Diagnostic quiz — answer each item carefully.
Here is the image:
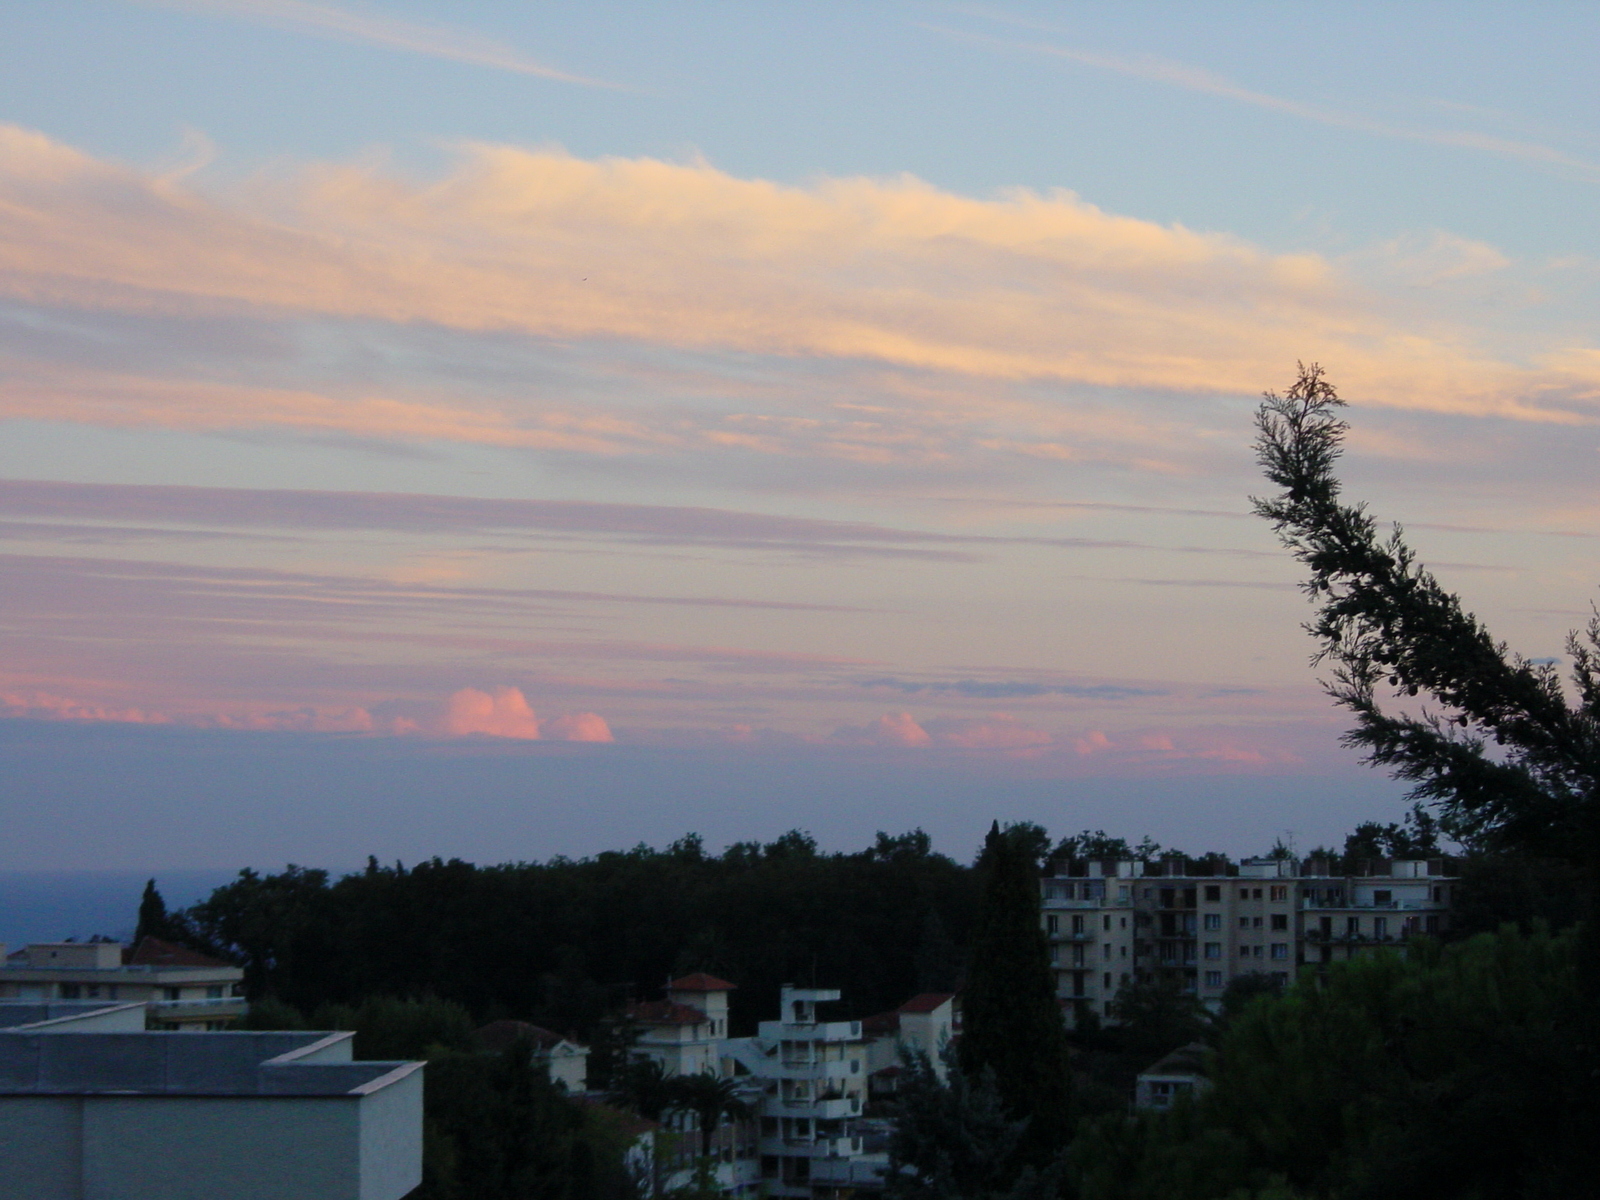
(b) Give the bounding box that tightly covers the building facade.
[0,1004,423,1200]
[0,938,247,1030]
[620,976,887,1199]
[1041,855,1457,1022]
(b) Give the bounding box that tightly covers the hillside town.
[0,846,1465,1198]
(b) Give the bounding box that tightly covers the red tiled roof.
[475,1020,566,1052]
[123,936,233,969]
[626,1000,709,1026]
[897,992,956,1014]
[861,1010,900,1035]
[668,972,737,992]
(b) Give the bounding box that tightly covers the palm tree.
[668,1072,753,1158]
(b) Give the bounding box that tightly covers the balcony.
[149,996,248,1015]
[774,1096,860,1119]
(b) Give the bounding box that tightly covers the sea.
[0,870,239,949]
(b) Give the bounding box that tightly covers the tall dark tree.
[888,1049,1064,1200]
[1251,363,1600,866]
[1252,364,1600,1189]
[958,822,1074,1167]
[134,878,183,945]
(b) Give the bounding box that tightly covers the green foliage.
[418,1041,637,1200]
[887,1048,1064,1200]
[1252,364,1600,863]
[239,995,305,1030]
[1073,926,1598,1200]
[133,879,188,945]
[179,830,977,1034]
[1105,976,1208,1059]
[959,822,1074,1169]
[306,995,476,1060]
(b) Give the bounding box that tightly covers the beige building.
[0,937,246,1030]
[1042,855,1457,1023]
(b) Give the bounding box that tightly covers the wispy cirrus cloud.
[0,479,1281,562]
[934,9,1600,181]
[854,676,1163,700]
[136,0,617,87]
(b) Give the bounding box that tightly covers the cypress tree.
[135,879,173,944]
[958,822,1075,1166]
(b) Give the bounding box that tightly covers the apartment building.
[0,937,246,1030]
[620,977,887,1199]
[1042,855,1456,1023]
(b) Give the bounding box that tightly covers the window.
[1253,917,1263,929]
[1071,914,1084,934]
[1253,946,1265,958]
[1374,918,1388,939]
[1253,888,1263,899]
[59,984,81,999]
[1120,916,1127,928]
[1270,885,1288,901]
[1270,944,1289,960]
[1047,915,1059,935]
[1103,973,1112,989]
[1103,915,1111,931]
[1205,885,1221,902]
[1270,914,1289,931]
[1204,971,1223,988]
[1239,917,1250,929]
[1204,942,1222,959]
[1374,890,1392,904]
[1120,945,1128,958]
[1238,888,1249,900]
[1204,913,1221,930]
[1347,917,1360,935]
[1425,915,1440,934]
[1104,943,1112,960]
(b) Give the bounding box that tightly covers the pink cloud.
[543,711,614,742]
[441,686,543,739]
[922,713,1054,750]
[1,689,169,725]
[1075,730,1113,755]
[830,711,933,747]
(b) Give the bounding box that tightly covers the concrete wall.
[356,1066,425,1200]
[82,1095,361,1200]
[0,1095,82,1199]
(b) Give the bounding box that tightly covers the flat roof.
[0,1031,421,1097]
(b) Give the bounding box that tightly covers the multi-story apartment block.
[621,977,886,1199]
[1041,855,1457,1023]
[0,937,246,1030]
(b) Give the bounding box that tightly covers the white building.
[627,973,735,1078]
[863,992,960,1098]
[1133,1042,1210,1110]
[0,1002,423,1200]
[1042,855,1458,1023]
[474,1019,590,1091]
[0,937,247,1030]
[622,977,887,1199]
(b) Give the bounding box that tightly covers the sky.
[3,1,1599,875]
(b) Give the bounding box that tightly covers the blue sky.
[2,1,1597,871]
